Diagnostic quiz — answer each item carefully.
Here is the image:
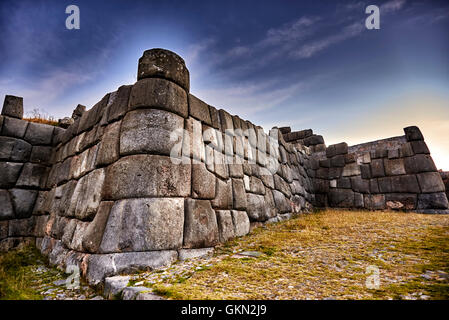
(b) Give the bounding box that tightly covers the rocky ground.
[1,209,448,300]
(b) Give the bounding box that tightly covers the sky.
[0,0,448,169]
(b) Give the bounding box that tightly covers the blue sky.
[1,0,448,169]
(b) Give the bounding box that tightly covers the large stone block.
[137,48,190,92]
[30,145,53,164]
[417,193,449,209]
[120,109,184,157]
[272,189,291,213]
[246,193,272,221]
[16,163,48,188]
[404,126,424,141]
[82,201,114,252]
[2,95,23,119]
[107,85,132,122]
[0,190,14,220]
[99,198,184,253]
[0,136,31,161]
[216,210,235,243]
[328,189,354,208]
[342,163,361,177]
[384,158,406,176]
[0,162,23,188]
[416,172,446,193]
[211,178,233,209]
[128,78,188,118]
[390,175,421,193]
[183,199,219,248]
[24,122,54,145]
[8,217,35,237]
[274,174,291,197]
[404,154,437,174]
[1,117,28,138]
[350,176,370,193]
[103,155,191,200]
[370,159,385,177]
[10,189,38,218]
[96,120,121,166]
[189,94,212,125]
[364,194,386,210]
[330,155,345,167]
[410,141,429,154]
[250,177,265,195]
[192,163,216,199]
[232,210,250,237]
[87,250,178,285]
[385,193,417,210]
[232,179,247,210]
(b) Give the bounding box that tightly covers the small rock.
[90,296,104,300]
[53,279,67,287]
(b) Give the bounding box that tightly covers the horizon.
[0,0,448,169]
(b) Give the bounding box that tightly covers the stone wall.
[297,127,449,213]
[441,171,449,201]
[1,48,448,286]
[1,97,63,250]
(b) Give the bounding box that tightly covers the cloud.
[291,22,365,59]
[381,0,407,13]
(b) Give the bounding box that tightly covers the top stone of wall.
[2,95,24,119]
[137,48,190,92]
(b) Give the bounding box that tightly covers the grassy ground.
[149,210,449,300]
[1,210,448,300]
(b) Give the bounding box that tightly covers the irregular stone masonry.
[0,48,447,287]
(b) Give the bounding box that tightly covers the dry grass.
[150,210,449,300]
[23,117,59,126]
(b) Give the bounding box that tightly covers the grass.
[23,117,59,126]
[0,246,48,300]
[149,210,449,300]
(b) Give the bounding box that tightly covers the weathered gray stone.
[404,154,437,174]
[71,169,105,220]
[192,163,216,199]
[122,287,150,300]
[211,178,232,209]
[0,221,8,240]
[138,48,190,91]
[103,155,191,200]
[58,117,74,128]
[0,190,14,220]
[216,210,235,243]
[178,247,214,261]
[229,163,244,178]
[96,120,121,166]
[360,164,371,179]
[72,104,86,120]
[330,155,345,167]
[2,95,23,119]
[24,122,54,145]
[384,158,406,176]
[107,85,132,122]
[100,198,184,253]
[30,145,52,163]
[1,117,28,138]
[370,159,385,178]
[416,172,446,193]
[61,219,77,247]
[410,140,429,154]
[0,136,31,161]
[232,210,250,237]
[82,201,114,253]
[328,189,354,207]
[87,251,178,285]
[350,176,370,193]
[272,189,291,213]
[342,163,361,177]
[0,162,23,188]
[385,194,417,210]
[387,149,400,159]
[213,150,229,180]
[274,174,291,197]
[183,199,219,248]
[232,179,247,210]
[16,163,47,188]
[417,193,449,209]
[337,177,351,189]
[364,194,386,210]
[345,153,356,163]
[120,109,184,156]
[250,176,265,195]
[8,217,35,237]
[129,78,188,118]
[314,179,329,194]
[10,189,38,218]
[189,94,212,125]
[136,292,166,300]
[404,126,424,141]
[104,275,130,299]
[391,175,421,193]
[245,193,265,221]
[369,179,380,193]
[70,220,89,251]
[400,142,414,157]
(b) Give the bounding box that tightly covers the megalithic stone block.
[2,95,23,119]
[404,126,424,141]
[137,48,190,92]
